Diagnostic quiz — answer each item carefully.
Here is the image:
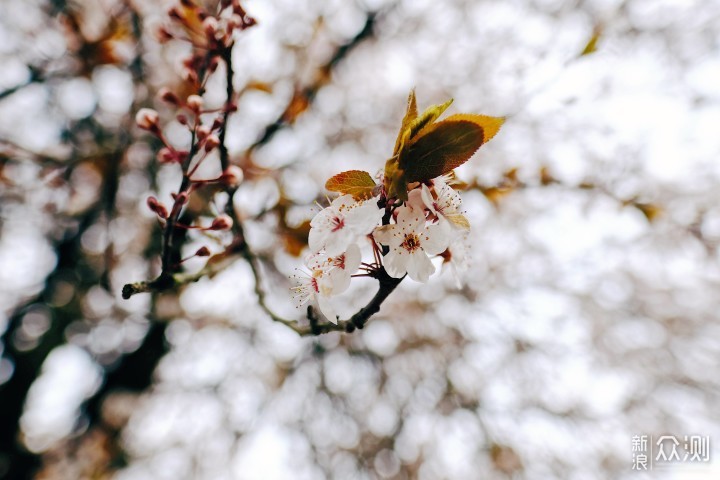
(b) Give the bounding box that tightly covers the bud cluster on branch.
[123,0,255,293]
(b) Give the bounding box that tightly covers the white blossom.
[305,243,361,295]
[373,206,449,282]
[291,268,338,322]
[308,195,383,256]
[292,244,362,323]
[419,181,469,230]
[441,234,470,288]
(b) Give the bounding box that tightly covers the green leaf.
[400,114,504,183]
[325,170,377,200]
[392,90,419,155]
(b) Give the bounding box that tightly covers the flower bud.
[168,7,181,19]
[204,134,220,152]
[186,94,203,112]
[210,214,233,230]
[183,69,199,85]
[135,108,160,132]
[228,14,244,31]
[156,26,173,43]
[207,56,220,73]
[196,125,211,140]
[177,113,189,125]
[203,16,218,37]
[157,147,176,164]
[158,87,180,105]
[175,150,190,164]
[146,196,168,219]
[171,191,189,205]
[221,165,244,187]
[195,246,211,257]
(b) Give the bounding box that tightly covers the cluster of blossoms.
[293,176,469,323]
[292,91,503,324]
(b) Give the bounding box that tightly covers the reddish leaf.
[400,114,503,183]
[325,170,376,200]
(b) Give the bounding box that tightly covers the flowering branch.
[121,4,505,337]
[122,0,250,298]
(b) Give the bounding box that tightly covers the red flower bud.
[207,56,220,73]
[210,214,233,230]
[156,26,173,43]
[146,196,168,219]
[157,147,176,164]
[175,150,190,164]
[172,191,189,205]
[183,69,199,85]
[159,87,180,105]
[168,7,182,20]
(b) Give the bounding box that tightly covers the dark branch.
[218,46,234,172]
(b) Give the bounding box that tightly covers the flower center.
[332,254,345,269]
[330,215,345,232]
[401,233,421,253]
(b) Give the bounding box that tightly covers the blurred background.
[1,0,720,478]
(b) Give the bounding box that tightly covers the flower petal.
[383,249,409,278]
[419,183,436,213]
[328,267,351,294]
[373,224,402,248]
[309,206,333,228]
[317,295,338,324]
[331,194,356,210]
[407,187,427,213]
[395,204,425,231]
[343,243,362,273]
[346,196,383,234]
[324,228,355,256]
[308,223,330,253]
[422,222,451,256]
[406,250,435,283]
